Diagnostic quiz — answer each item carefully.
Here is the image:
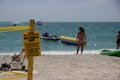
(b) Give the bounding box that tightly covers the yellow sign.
[23,30,41,57]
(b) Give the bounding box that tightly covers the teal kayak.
[100,50,120,57]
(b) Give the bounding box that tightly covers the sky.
[0,0,120,22]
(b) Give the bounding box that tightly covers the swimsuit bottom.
[78,38,85,44]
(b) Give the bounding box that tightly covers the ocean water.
[0,22,120,55]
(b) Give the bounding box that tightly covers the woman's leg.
[117,44,119,49]
[118,43,120,49]
[76,46,79,55]
[76,44,80,55]
[81,46,84,55]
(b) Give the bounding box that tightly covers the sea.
[0,22,120,55]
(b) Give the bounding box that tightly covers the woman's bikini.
[78,38,85,44]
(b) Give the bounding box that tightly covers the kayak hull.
[100,50,120,57]
[61,40,77,45]
[60,36,77,45]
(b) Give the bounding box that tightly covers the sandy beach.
[0,54,120,80]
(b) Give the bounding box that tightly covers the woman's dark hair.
[79,27,85,32]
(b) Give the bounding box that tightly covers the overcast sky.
[0,0,120,22]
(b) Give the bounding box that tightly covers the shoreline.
[0,50,101,55]
[0,54,120,80]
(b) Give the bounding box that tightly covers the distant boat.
[36,21,43,25]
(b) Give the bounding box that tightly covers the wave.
[0,50,102,55]
[0,48,117,55]
[42,50,101,55]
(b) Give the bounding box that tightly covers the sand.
[0,54,120,80]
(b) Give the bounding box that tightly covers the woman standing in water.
[76,27,86,55]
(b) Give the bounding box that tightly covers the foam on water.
[0,47,117,56]
[41,48,116,55]
[42,50,100,55]
[0,50,102,55]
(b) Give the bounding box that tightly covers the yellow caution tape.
[0,26,30,32]
[0,70,27,80]
[0,75,27,80]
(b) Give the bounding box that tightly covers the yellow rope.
[0,75,27,80]
[0,70,27,80]
[0,26,30,32]
[0,70,27,75]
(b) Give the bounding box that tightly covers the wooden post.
[28,56,33,80]
[27,19,34,80]
[30,19,34,32]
